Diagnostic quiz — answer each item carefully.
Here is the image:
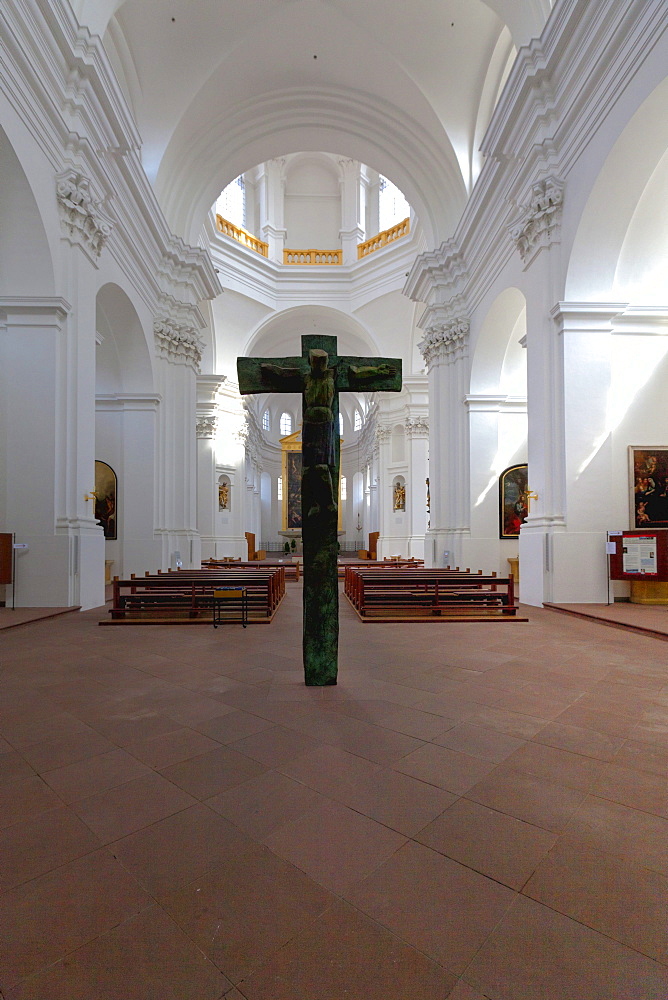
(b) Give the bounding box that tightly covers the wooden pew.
[344,567,526,622]
[101,567,285,625]
[203,558,300,581]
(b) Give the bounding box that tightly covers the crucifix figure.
[238,334,402,685]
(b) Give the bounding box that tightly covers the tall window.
[279,412,292,435]
[378,175,410,231]
[341,476,347,500]
[217,175,245,229]
[339,413,344,435]
[262,409,270,432]
[277,477,283,500]
[354,409,362,432]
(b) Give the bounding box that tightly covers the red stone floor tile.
[345,840,514,975]
[159,744,268,799]
[5,905,231,1000]
[523,840,667,963]
[499,742,607,792]
[229,724,321,766]
[393,743,497,794]
[0,774,63,830]
[71,770,196,842]
[466,706,546,739]
[530,720,626,760]
[464,894,668,1000]
[124,727,222,769]
[551,702,638,738]
[41,748,153,803]
[161,841,335,982]
[591,759,668,816]
[563,794,668,875]
[447,982,493,1000]
[0,751,35,785]
[237,899,457,1000]
[17,731,117,772]
[195,709,274,743]
[416,798,557,889]
[110,802,257,898]
[264,798,406,896]
[465,766,588,833]
[0,849,152,992]
[433,723,525,762]
[613,737,668,775]
[0,806,101,893]
[207,770,326,841]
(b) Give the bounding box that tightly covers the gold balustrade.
[215,214,268,257]
[283,249,343,265]
[357,217,410,259]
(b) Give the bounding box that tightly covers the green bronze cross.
[237,334,402,685]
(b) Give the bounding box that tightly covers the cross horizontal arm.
[336,356,402,393]
[237,356,308,395]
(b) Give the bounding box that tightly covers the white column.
[338,158,364,265]
[374,425,392,557]
[258,159,287,263]
[154,318,201,569]
[405,416,429,559]
[95,393,162,578]
[520,303,624,604]
[419,319,470,568]
[0,296,104,608]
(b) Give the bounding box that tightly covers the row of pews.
[100,566,286,625]
[203,558,301,580]
[344,566,526,623]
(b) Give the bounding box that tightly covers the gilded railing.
[283,249,343,265]
[357,217,410,259]
[215,214,268,257]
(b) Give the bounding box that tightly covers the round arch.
[566,75,668,303]
[95,282,155,394]
[470,286,527,396]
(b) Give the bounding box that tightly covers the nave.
[0,590,666,999]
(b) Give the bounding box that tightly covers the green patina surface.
[237,334,401,685]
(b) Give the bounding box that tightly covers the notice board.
[609,530,668,581]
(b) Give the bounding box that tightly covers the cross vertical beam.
[237,334,401,685]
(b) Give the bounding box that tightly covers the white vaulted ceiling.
[69,0,553,245]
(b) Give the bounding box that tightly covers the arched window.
[262,409,270,432]
[217,175,245,229]
[339,413,344,435]
[354,409,362,432]
[378,175,409,232]
[279,412,292,436]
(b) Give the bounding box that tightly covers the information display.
[609,530,668,581]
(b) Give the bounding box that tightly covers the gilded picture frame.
[499,464,528,539]
[628,447,668,529]
[94,460,117,540]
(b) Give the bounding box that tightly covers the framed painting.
[629,447,668,529]
[94,460,117,539]
[499,464,528,539]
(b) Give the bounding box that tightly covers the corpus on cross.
[238,334,402,686]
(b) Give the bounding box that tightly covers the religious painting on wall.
[629,447,668,529]
[286,450,302,528]
[94,460,117,539]
[499,464,528,539]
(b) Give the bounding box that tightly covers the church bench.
[344,568,525,622]
[102,568,285,624]
[203,559,300,581]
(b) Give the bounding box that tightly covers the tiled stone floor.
[0,586,666,999]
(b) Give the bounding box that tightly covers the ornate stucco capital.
[418,318,469,369]
[510,176,564,266]
[405,415,429,437]
[153,318,203,372]
[56,169,113,260]
[196,416,217,439]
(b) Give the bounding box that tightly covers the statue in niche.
[394,481,406,511]
[218,483,229,510]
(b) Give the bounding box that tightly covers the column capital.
[418,318,469,369]
[405,415,429,437]
[154,317,202,371]
[510,175,563,268]
[56,169,113,262]
[196,416,218,439]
